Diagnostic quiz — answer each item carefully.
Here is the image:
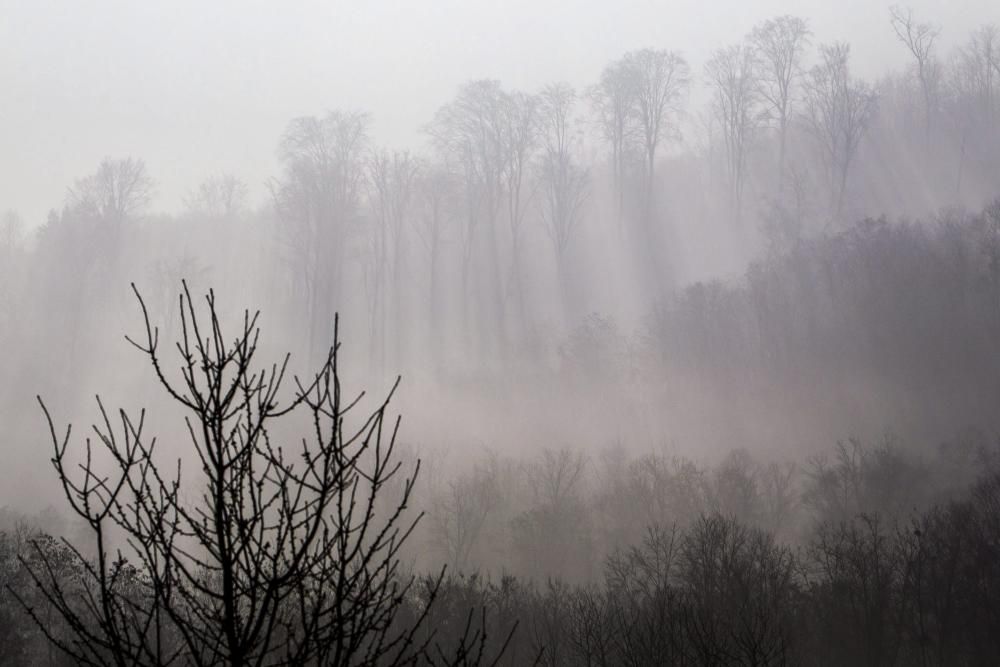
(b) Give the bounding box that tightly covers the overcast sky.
[2,0,998,225]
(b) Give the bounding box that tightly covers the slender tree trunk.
[955,129,967,201]
[510,237,527,337]
[429,242,441,373]
[487,204,506,361]
[556,251,572,333]
[646,147,656,227]
[392,229,404,371]
[777,115,788,195]
[836,159,850,218]
[614,143,625,235]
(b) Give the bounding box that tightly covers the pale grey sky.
[2,0,998,225]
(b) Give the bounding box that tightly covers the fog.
[4,0,998,226]
[4,2,1000,664]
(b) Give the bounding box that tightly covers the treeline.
[414,432,993,580]
[7,194,1000,500]
[485,200,1000,454]
[643,201,1000,443]
[3,11,1000,379]
[654,203,1000,384]
[2,435,999,665]
[421,465,1000,666]
[385,435,1000,665]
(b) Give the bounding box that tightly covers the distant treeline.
[2,13,1000,378]
[4,434,1000,665]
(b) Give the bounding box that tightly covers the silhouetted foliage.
[9,285,511,667]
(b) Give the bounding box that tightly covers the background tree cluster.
[6,431,1000,665]
[3,10,1000,383]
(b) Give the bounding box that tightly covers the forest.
[3,4,1000,665]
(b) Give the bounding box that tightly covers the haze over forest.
[2,1,998,224]
[4,2,1000,665]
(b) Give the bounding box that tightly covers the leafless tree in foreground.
[12,283,512,667]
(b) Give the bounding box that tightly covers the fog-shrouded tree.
[679,515,796,666]
[514,449,591,581]
[0,210,24,274]
[430,467,500,574]
[749,15,811,192]
[948,25,1000,196]
[705,43,766,223]
[272,110,370,361]
[1,209,24,249]
[588,58,638,227]
[801,43,879,218]
[413,164,453,372]
[0,210,25,347]
[889,5,942,143]
[37,158,156,365]
[65,157,155,284]
[185,175,249,222]
[13,283,509,667]
[68,157,154,226]
[427,80,509,358]
[537,83,589,302]
[367,149,420,374]
[623,48,691,223]
[499,90,539,332]
[957,25,999,127]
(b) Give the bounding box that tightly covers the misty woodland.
[5,4,1000,666]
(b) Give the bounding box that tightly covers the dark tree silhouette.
[12,283,510,667]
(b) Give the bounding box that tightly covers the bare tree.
[679,516,795,666]
[0,210,25,341]
[949,25,1000,195]
[623,48,691,223]
[801,43,879,218]
[1,209,24,250]
[513,449,591,582]
[588,59,638,227]
[368,150,419,373]
[185,175,249,221]
[430,468,500,573]
[271,110,370,360]
[427,81,508,358]
[13,283,509,666]
[537,83,589,296]
[889,5,941,143]
[749,16,811,191]
[413,165,453,372]
[705,44,765,223]
[961,25,1000,126]
[499,91,539,331]
[64,157,155,289]
[68,157,154,225]
[528,449,588,511]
